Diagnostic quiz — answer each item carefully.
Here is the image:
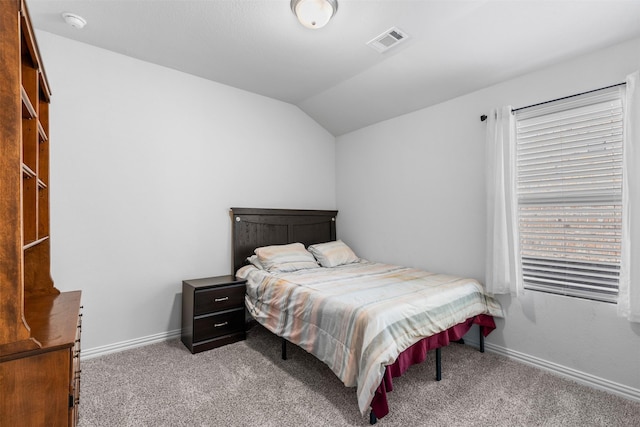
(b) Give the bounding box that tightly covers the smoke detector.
[367,27,409,53]
[62,12,87,29]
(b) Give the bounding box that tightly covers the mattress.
[236,260,503,414]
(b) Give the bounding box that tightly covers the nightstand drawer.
[194,284,245,316]
[193,307,245,342]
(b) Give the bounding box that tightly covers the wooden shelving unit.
[0,1,82,425]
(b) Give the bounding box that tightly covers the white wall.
[337,37,640,395]
[36,31,336,351]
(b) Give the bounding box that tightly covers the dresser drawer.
[194,284,245,316]
[193,307,245,342]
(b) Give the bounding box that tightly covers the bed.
[231,208,503,424]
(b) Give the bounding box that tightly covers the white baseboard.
[465,338,640,403]
[81,329,182,360]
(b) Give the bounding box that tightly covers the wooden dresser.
[181,275,247,353]
[0,1,82,425]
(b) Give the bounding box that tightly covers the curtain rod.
[480,81,626,122]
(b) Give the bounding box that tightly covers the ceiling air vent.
[367,27,409,53]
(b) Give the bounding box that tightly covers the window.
[514,86,624,302]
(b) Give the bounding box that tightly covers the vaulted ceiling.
[28,0,640,136]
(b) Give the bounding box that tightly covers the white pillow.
[255,242,318,272]
[308,240,359,268]
[246,255,264,270]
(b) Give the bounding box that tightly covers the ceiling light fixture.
[291,0,338,29]
[61,12,87,29]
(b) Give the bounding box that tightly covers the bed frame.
[230,207,486,424]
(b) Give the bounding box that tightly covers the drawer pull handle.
[214,321,228,328]
[214,296,229,302]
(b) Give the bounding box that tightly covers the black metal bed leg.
[435,347,442,381]
[479,326,485,353]
[369,410,377,425]
[281,337,287,360]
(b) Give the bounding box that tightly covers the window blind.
[515,87,624,302]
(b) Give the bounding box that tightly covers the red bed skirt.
[370,314,496,419]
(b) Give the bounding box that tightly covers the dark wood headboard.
[230,208,338,274]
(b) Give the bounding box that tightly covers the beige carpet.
[78,325,640,426]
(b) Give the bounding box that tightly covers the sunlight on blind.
[515,87,624,302]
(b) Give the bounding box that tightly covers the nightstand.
[181,275,247,354]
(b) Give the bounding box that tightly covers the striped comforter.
[236,260,503,415]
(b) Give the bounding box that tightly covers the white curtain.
[619,71,640,322]
[485,106,520,296]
